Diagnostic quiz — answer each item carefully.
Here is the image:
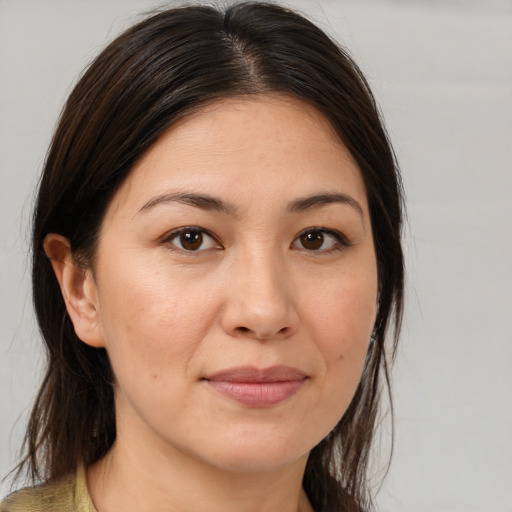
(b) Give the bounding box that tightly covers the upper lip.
[204,365,307,383]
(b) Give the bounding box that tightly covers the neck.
[87,431,313,512]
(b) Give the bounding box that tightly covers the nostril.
[235,325,290,338]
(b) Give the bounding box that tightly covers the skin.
[45,96,378,512]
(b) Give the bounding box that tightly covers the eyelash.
[160,226,350,254]
[292,227,351,253]
[160,226,221,253]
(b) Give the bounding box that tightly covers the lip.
[203,365,308,408]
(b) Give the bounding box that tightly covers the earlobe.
[43,233,105,348]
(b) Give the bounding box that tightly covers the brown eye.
[166,228,219,252]
[179,231,203,251]
[300,232,324,250]
[292,229,345,252]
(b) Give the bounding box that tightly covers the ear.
[44,233,105,348]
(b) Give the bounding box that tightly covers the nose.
[220,252,299,341]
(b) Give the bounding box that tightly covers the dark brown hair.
[15,2,404,511]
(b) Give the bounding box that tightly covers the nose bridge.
[245,249,286,306]
[222,244,297,339]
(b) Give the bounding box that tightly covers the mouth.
[202,365,308,408]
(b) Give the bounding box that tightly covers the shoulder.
[0,473,77,512]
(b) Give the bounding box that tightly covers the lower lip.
[205,380,306,408]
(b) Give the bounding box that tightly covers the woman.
[1,2,404,511]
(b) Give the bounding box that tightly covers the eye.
[292,228,348,252]
[163,227,220,252]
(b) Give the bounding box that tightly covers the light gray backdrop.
[1,0,511,510]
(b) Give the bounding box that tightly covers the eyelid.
[159,225,350,254]
[160,226,223,252]
[292,227,351,252]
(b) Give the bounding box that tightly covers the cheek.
[305,273,377,353]
[94,253,220,382]
[301,266,377,412]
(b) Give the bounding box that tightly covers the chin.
[211,451,308,475]
[195,432,313,474]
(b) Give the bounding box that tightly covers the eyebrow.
[287,192,364,218]
[138,192,238,216]
[138,191,364,219]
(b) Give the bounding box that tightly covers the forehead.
[104,95,367,219]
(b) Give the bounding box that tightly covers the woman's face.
[86,96,377,473]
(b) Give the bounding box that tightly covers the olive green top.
[0,466,96,512]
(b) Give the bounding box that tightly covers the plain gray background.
[1,0,511,510]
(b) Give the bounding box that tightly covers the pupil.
[302,232,323,250]
[180,231,203,250]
